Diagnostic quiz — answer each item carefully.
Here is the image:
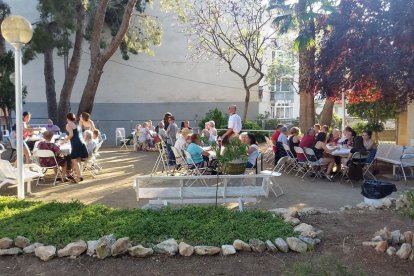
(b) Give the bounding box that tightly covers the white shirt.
[247,144,259,165]
[174,135,187,151]
[228,113,242,134]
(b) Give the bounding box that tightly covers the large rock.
[178,242,194,257]
[386,246,396,256]
[374,227,391,242]
[153,238,178,256]
[403,231,413,245]
[233,239,251,252]
[35,246,56,261]
[249,239,267,253]
[23,243,44,254]
[294,223,315,234]
[96,234,116,259]
[375,241,388,253]
[128,245,153,258]
[382,198,392,208]
[362,241,379,247]
[221,245,236,256]
[274,238,288,253]
[265,240,278,252]
[87,240,98,256]
[0,238,13,249]
[194,246,221,256]
[396,243,412,259]
[269,208,297,218]
[356,202,369,209]
[286,237,308,253]
[298,236,317,250]
[284,216,301,226]
[298,207,320,217]
[391,230,401,245]
[58,240,87,257]
[14,236,30,249]
[371,236,383,242]
[395,199,406,210]
[0,247,22,255]
[111,237,130,256]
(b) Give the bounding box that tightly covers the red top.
[271,130,281,153]
[297,135,316,160]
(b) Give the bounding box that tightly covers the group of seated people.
[272,123,377,181]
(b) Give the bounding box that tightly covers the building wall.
[6,0,260,142]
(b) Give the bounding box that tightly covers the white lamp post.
[1,15,33,199]
[341,89,346,131]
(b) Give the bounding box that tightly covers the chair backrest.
[303,147,318,163]
[9,137,16,149]
[0,160,16,179]
[376,143,393,159]
[171,146,183,159]
[94,140,103,154]
[100,133,107,141]
[255,152,263,173]
[0,143,5,152]
[183,150,196,165]
[33,150,58,167]
[116,128,125,138]
[294,146,305,155]
[3,129,9,136]
[273,156,288,173]
[388,145,404,161]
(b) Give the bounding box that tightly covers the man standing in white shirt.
[221,105,242,144]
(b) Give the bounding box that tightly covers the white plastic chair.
[260,156,286,197]
[0,160,44,194]
[33,150,63,186]
[115,128,126,146]
[0,143,5,158]
[116,129,130,150]
[2,129,10,144]
[151,141,171,175]
[183,149,208,186]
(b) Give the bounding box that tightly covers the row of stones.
[0,222,322,261]
[363,227,414,261]
[340,195,410,212]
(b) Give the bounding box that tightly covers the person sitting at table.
[157,122,167,143]
[201,122,211,141]
[288,127,300,158]
[83,130,97,157]
[207,121,217,142]
[239,132,248,144]
[137,122,153,151]
[92,129,101,144]
[174,127,191,151]
[79,112,96,132]
[312,132,336,181]
[362,130,376,151]
[65,113,88,183]
[313,123,321,135]
[342,126,355,148]
[297,128,316,161]
[22,111,42,153]
[342,135,367,166]
[186,133,210,167]
[246,133,260,168]
[275,126,289,163]
[328,129,341,145]
[46,119,60,134]
[181,120,192,130]
[37,131,69,181]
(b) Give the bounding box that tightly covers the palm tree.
[269,0,336,132]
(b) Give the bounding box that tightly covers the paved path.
[0,147,411,210]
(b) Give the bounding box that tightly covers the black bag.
[348,161,363,181]
[361,180,397,199]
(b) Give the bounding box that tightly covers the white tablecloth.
[59,143,72,156]
[331,148,351,157]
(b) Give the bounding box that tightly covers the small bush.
[401,191,414,220]
[242,120,267,143]
[198,108,228,130]
[0,197,294,247]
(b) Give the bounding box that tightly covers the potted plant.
[214,138,248,175]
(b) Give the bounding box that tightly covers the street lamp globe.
[1,15,33,46]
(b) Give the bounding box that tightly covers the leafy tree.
[183,0,276,121]
[316,0,414,107]
[198,108,228,129]
[269,0,337,132]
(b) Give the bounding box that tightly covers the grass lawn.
[0,197,294,247]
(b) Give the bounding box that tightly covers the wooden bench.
[374,144,414,181]
[132,174,283,209]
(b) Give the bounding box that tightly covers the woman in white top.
[246,133,259,168]
[174,128,191,151]
[207,121,217,142]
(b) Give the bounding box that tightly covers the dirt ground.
[0,210,412,276]
[1,146,414,275]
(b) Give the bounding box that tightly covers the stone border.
[0,211,324,261]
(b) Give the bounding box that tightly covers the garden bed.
[0,197,294,247]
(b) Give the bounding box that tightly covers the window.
[271,102,294,119]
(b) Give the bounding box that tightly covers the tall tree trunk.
[319,98,335,126]
[77,0,137,116]
[43,48,58,122]
[242,87,250,122]
[77,62,104,114]
[57,4,86,129]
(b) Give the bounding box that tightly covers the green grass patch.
[0,197,294,247]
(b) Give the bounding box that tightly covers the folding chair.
[245,152,263,174]
[303,147,326,181]
[293,146,309,178]
[115,128,127,146]
[116,129,130,150]
[363,148,377,180]
[282,144,299,174]
[263,136,275,163]
[341,152,368,187]
[0,160,43,194]
[151,141,171,175]
[259,156,287,197]
[0,143,5,158]
[398,146,414,181]
[8,137,16,161]
[183,149,208,186]
[170,146,189,175]
[33,150,63,186]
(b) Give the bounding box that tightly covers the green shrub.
[198,108,228,129]
[242,120,267,143]
[0,197,294,247]
[401,191,414,220]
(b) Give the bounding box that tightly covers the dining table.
[328,145,351,157]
